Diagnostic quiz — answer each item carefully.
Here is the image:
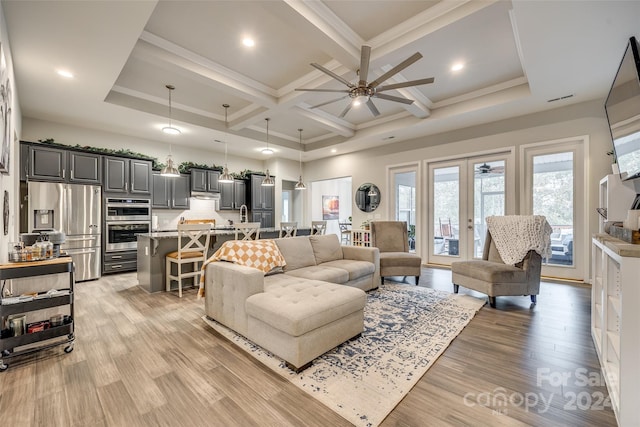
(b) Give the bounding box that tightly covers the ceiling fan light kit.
[296,45,434,118]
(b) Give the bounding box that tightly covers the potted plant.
[408,224,416,250]
[361,220,370,230]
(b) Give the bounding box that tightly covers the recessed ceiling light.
[451,63,464,72]
[242,37,255,47]
[57,69,74,79]
[331,148,337,153]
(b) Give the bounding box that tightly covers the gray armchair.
[451,230,542,308]
[370,221,422,285]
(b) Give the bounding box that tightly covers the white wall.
[0,4,22,262]
[304,99,613,257]
[310,177,352,237]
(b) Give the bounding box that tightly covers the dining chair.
[310,220,327,235]
[234,222,261,240]
[165,223,211,298]
[279,221,298,238]
[339,222,352,244]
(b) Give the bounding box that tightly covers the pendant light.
[295,128,306,190]
[261,117,275,186]
[262,118,273,155]
[367,185,378,197]
[160,145,180,177]
[218,104,234,183]
[162,84,180,135]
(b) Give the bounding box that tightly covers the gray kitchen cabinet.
[104,156,152,195]
[28,145,66,182]
[219,179,246,210]
[191,169,220,194]
[69,152,102,184]
[152,173,190,209]
[234,179,246,209]
[249,173,275,210]
[251,210,274,228]
[247,174,274,227]
[24,143,102,184]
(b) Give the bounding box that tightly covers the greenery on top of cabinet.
[177,161,222,174]
[37,138,157,162]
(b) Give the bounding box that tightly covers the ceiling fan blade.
[374,93,414,105]
[295,88,350,93]
[339,102,353,118]
[310,96,348,109]
[310,63,355,88]
[366,98,380,117]
[359,45,371,86]
[376,77,434,92]
[369,52,423,89]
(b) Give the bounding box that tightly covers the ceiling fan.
[475,163,505,176]
[295,45,434,118]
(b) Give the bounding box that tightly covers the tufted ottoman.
[245,276,366,372]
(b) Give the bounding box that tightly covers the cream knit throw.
[486,215,553,265]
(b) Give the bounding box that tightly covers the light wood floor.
[0,269,617,426]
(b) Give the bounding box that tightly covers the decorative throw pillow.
[210,239,286,274]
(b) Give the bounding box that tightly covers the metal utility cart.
[0,257,75,371]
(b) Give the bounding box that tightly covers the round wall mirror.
[356,183,380,212]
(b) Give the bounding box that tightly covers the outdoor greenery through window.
[532,152,574,266]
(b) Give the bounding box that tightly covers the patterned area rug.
[202,283,485,427]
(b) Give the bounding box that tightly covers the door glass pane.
[433,166,459,256]
[473,160,505,258]
[394,171,416,252]
[532,152,574,266]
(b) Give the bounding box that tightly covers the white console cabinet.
[591,234,640,426]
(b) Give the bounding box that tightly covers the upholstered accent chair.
[370,221,422,285]
[451,230,542,308]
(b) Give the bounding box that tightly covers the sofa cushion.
[285,265,349,283]
[246,280,366,336]
[274,236,316,272]
[210,240,286,274]
[309,234,343,264]
[451,259,525,283]
[321,259,375,281]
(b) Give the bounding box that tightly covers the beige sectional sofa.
[204,234,380,371]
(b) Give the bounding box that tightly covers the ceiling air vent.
[547,94,574,103]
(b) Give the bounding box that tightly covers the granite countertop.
[593,233,640,258]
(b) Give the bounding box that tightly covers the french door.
[427,152,514,266]
[521,138,586,281]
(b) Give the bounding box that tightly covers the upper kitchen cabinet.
[249,173,274,211]
[219,179,246,210]
[103,156,152,195]
[25,143,101,184]
[152,173,190,209]
[191,169,220,195]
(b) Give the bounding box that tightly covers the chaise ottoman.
[245,276,366,372]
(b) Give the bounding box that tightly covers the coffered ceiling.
[3,1,640,161]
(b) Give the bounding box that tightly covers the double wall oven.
[104,198,151,273]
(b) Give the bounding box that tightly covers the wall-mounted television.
[605,36,640,183]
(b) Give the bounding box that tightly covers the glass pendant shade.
[219,165,233,183]
[295,176,306,190]
[261,169,275,186]
[160,154,180,177]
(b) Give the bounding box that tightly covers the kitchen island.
[136,227,311,293]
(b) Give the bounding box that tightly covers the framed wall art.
[322,195,339,220]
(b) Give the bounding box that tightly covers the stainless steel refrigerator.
[27,182,101,281]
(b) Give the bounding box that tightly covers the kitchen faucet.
[239,204,248,223]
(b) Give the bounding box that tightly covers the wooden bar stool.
[166,223,211,298]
